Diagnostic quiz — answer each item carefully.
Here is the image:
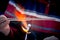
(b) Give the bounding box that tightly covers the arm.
[0,15,26,40]
[0,15,10,36]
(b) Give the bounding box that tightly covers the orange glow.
[14,9,28,32]
[22,26,28,33]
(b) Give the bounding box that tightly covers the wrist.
[1,25,10,36]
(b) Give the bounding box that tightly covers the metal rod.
[24,24,31,40]
[25,34,27,40]
[8,18,59,21]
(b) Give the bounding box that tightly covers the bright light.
[28,24,31,27]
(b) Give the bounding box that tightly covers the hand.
[43,36,59,40]
[0,15,10,35]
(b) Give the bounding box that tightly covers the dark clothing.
[0,21,26,40]
[0,21,60,40]
[0,21,35,40]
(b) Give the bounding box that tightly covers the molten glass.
[14,9,28,33]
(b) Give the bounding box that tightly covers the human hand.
[43,36,59,40]
[0,15,10,32]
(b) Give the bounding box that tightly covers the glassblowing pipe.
[24,24,31,40]
[8,18,59,21]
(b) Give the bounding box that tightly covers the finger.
[0,17,6,24]
[0,15,7,19]
[0,19,10,28]
[0,15,6,21]
[0,15,10,29]
[0,16,6,21]
[0,15,8,23]
[0,20,6,24]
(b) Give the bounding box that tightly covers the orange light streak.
[14,9,28,33]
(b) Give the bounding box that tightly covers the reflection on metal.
[8,18,60,22]
[24,24,31,40]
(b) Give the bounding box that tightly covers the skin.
[0,15,10,36]
[0,15,30,35]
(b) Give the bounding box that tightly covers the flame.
[14,9,28,33]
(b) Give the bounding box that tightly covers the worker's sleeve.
[7,26,26,40]
[7,27,18,38]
